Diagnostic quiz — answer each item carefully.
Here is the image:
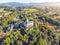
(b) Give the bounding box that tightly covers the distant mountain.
[0,2,60,7]
[0,2,28,7]
[29,2,60,6]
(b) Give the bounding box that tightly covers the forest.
[0,6,60,45]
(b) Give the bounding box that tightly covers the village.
[0,5,60,45]
[0,15,57,37]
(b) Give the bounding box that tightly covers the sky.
[0,0,60,3]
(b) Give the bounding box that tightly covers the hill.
[0,2,60,7]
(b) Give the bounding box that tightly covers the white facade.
[8,24,14,31]
[24,19,34,28]
[14,16,20,21]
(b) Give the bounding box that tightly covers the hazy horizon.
[0,0,60,3]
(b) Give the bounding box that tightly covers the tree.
[4,37,10,45]
[38,38,47,45]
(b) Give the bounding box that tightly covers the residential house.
[14,16,20,21]
[24,19,34,30]
[14,23,19,29]
[56,29,60,32]
[8,23,14,31]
